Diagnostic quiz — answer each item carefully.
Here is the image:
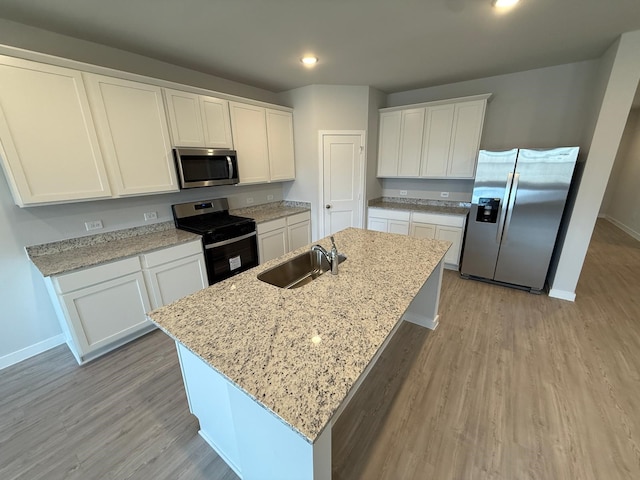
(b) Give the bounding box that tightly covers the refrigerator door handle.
[502,172,520,243]
[497,172,514,243]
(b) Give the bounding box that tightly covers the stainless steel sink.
[257,250,347,289]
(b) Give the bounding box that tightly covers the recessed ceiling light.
[492,0,520,7]
[301,55,318,67]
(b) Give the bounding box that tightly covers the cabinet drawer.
[411,212,465,228]
[286,211,311,225]
[368,208,411,221]
[140,240,203,268]
[257,217,287,234]
[54,256,141,294]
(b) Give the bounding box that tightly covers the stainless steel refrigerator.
[460,147,578,293]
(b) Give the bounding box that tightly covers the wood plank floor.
[2,218,639,479]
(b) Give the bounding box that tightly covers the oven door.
[204,232,258,284]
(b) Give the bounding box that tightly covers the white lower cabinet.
[368,208,466,269]
[367,208,410,235]
[257,211,312,264]
[141,240,208,309]
[45,239,206,364]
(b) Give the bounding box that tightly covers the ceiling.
[1,0,640,94]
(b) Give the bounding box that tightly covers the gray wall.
[279,85,372,240]
[600,108,640,238]
[383,60,600,201]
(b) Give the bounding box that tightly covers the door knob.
[325,204,331,209]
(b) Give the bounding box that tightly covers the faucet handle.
[330,236,337,250]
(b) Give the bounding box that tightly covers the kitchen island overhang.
[147,227,450,480]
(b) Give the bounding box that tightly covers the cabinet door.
[436,225,463,266]
[421,104,454,177]
[410,222,436,239]
[367,217,388,232]
[388,220,410,235]
[144,253,208,310]
[84,74,178,196]
[448,100,485,178]
[398,108,424,177]
[163,88,205,147]
[288,220,311,252]
[61,271,151,357]
[229,102,270,184]
[0,56,111,206]
[377,111,401,177]
[200,95,233,148]
[258,227,288,264]
[266,109,295,181]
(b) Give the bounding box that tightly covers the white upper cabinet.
[230,102,295,185]
[164,88,233,149]
[377,111,401,177]
[84,74,178,196]
[0,56,111,206]
[266,108,295,181]
[378,94,490,179]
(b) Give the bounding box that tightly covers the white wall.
[0,22,290,365]
[279,85,372,240]
[384,60,600,201]
[600,108,640,239]
[550,30,640,300]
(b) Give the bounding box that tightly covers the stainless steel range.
[172,198,258,285]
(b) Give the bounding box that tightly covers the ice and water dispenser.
[476,198,500,223]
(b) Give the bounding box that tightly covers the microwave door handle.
[227,156,234,179]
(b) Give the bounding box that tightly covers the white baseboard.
[548,289,576,302]
[604,215,640,242]
[0,334,65,371]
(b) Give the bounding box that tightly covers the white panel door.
[436,225,463,266]
[421,104,455,177]
[229,102,269,184]
[200,95,233,148]
[448,100,485,178]
[398,108,424,177]
[61,271,151,356]
[377,111,401,177]
[163,88,205,147]
[144,254,208,310]
[266,109,295,181]
[0,56,111,206]
[322,133,364,236]
[84,74,178,196]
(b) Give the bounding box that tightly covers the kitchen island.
[147,228,450,480]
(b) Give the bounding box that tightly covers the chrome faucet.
[311,236,340,275]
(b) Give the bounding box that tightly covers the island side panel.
[227,379,331,480]
[402,257,444,330]
[176,344,242,477]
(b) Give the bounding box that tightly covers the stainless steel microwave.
[173,148,239,188]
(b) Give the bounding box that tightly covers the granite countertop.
[368,197,470,216]
[231,200,311,224]
[27,222,201,277]
[147,227,450,444]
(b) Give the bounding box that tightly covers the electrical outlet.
[85,220,103,231]
[144,211,158,221]
[267,194,274,201]
[399,190,408,196]
[246,197,254,205]
[440,192,450,198]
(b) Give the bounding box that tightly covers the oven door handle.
[206,231,256,249]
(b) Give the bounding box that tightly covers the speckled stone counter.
[147,227,450,446]
[230,200,311,224]
[27,222,201,277]
[369,196,470,217]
